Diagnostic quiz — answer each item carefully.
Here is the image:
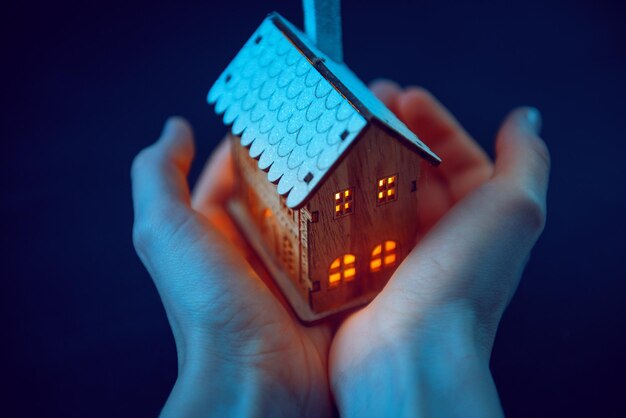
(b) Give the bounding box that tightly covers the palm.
[330,82,494,382]
[190,82,491,409]
[132,120,334,417]
[190,146,334,417]
[135,82,548,417]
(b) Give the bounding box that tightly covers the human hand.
[132,81,549,418]
[131,119,334,418]
[329,81,550,418]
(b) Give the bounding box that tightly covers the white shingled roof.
[208,13,440,209]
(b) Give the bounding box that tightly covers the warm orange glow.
[384,254,396,265]
[329,253,357,286]
[370,258,382,272]
[377,175,398,204]
[344,268,356,280]
[263,208,273,218]
[371,241,398,272]
[334,188,354,217]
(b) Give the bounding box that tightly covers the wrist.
[161,334,330,418]
[160,358,249,418]
[332,304,503,418]
[161,358,302,418]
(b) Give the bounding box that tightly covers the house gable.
[208,13,441,211]
[208,17,368,209]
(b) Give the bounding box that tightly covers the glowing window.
[334,188,354,218]
[328,254,357,287]
[370,240,398,272]
[377,175,398,205]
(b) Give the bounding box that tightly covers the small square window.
[377,174,398,205]
[334,187,354,218]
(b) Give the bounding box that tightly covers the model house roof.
[208,13,441,209]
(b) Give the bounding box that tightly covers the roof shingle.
[208,13,440,208]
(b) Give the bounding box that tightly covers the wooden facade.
[228,122,423,321]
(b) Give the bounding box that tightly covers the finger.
[369,78,402,116]
[494,107,550,206]
[131,121,261,300]
[398,88,493,200]
[190,138,297,304]
[189,137,284,299]
[424,107,549,254]
[416,166,453,230]
[381,108,550,315]
[131,117,195,226]
[191,137,234,211]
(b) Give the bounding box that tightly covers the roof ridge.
[270,13,441,166]
[208,14,440,209]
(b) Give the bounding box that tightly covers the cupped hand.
[131,120,334,417]
[329,81,550,418]
[131,80,550,418]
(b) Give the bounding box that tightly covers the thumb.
[130,118,268,312]
[131,117,195,229]
[493,106,551,216]
[131,117,199,273]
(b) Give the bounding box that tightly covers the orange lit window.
[334,188,354,218]
[370,241,398,272]
[377,175,398,205]
[328,254,357,287]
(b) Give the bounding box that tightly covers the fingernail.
[525,107,542,135]
[158,118,180,144]
[162,117,177,135]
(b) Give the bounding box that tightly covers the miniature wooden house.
[207,12,441,321]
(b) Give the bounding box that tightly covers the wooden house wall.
[229,135,303,295]
[306,124,423,313]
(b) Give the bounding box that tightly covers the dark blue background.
[2,0,625,416]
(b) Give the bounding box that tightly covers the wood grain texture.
[306,123,423,313]
[228,121,423,320]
